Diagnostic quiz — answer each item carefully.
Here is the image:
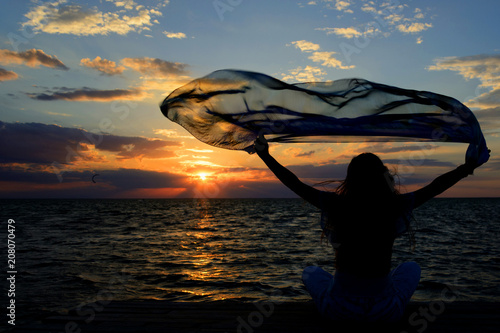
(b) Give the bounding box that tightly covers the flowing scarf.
[160,69,488,163]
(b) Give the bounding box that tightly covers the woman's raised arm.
[254,134,326,209]
[412,164,473,208]
[412,146,491,208]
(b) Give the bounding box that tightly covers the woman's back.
[325,196,403,278]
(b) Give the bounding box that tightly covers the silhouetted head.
[336,153,395,197]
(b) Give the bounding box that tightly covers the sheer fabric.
[160,70,488,163]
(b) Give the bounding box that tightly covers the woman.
[254,134,485,323]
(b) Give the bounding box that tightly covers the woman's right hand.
[254,133,269,155]
[464,145,490,174]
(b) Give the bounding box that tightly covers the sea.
[1,198,499,325]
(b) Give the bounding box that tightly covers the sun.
[198,173,208,181]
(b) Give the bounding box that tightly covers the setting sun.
[198,173,208,181]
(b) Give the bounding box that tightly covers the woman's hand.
[254,133,269,155]
[464,148,491,175]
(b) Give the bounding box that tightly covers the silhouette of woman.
[254,133,487,323]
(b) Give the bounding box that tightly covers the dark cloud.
[288,162,347,179]
[384,158,456,168]
[97,134,180,159]
[97,168,186,189]
[471,88,500,108]
[480,156,500,173]
[0,167,188,198]
[0,165,60,184]
[0,122,85,164]
[474,107,500,132]
[27,87,145,101]
[285,158,455,187]
[371,144,437,154]
[474,107,500,119]
[216,180,303,198]
[0,121,180,165]
[0,48,69,70]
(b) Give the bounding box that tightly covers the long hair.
[322,153,415,250]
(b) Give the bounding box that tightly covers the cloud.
[316,25,382,39]
[122,57,189,78]
[27,87,147,102]
[185,148,213,153]
[322,27,362,38]
[281,66,326,82]
[329,0,353,13]
[472,107,500,134]
[0,121,94,165]
[0,121,180,166]
[0,68,18,81]
[345,142,440,156]
[22,0,163,36]
[308,51,355,69]
[0,166,188,198]
[316,2,433,40]
[471,89,500,109]
[80,56,125,75]
[153,128,194,139]
[162,31,187,39]
[106,0,138,10]
[0,49,68,70]
[427,54,500,108]
[361,4,376,13]
[288,162,346,179]
[96,134,179,159]
[414,8,424,19]
[290,40,320,52]
[46,111,72,117]
[296,150,315,158]
[384,158,456,169]
[94,168,185,190]
[77,55,190,93]
[396,22,432,34]
[288,40,354,71]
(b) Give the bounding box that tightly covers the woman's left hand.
[254,133,269,155]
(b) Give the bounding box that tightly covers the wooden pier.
[9,300,500,332]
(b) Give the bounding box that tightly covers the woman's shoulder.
[317,190,341,209]
[397,192,416,207]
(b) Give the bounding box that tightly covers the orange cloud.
[0,49,68,70]
[80,56,125,75]
[0,68,18,81]
[122,57,188,78]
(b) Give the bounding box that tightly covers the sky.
[0,0,499,199]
